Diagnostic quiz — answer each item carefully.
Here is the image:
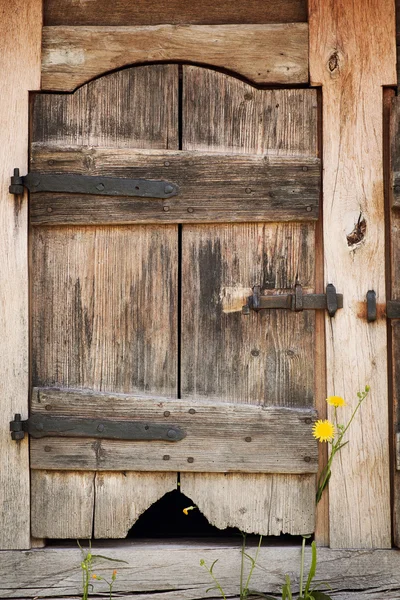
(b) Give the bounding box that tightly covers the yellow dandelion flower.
[183,505,196,515]
[312,419,335,442]
[92,574,97,579]
[326,396,347,407]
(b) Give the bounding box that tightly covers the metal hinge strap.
[9,168,178,199]
[242,283,343,317]
[10,413,185,442]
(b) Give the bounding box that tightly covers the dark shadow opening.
[127,490,239,538]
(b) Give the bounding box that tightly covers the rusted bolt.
[167,429,177,439]
[164,410,171,417]
[163,206,170,212]
[163,454,170,460]
[97,423,105,432]
[188,408,196,414]
[304,456,312,463]
[164,161,170,167]
[187,207,194,213]
[245,436,252,442]
[45,405,52,411]
[304,418,312,425]
[251,349,260,357]
[96,183,105,191]
[245,188,252,194]
[44,446,51,453]
[164,184,174,194]
[187,457,194,463]
[47,207,53,213]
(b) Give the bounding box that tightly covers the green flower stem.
[299,536,306,597]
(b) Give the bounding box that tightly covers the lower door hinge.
[10,413,185,442]
[242,283,343,318]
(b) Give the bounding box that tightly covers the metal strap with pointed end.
[9,168,179,199]
[10,413,185,442]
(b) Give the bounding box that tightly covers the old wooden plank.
[31,472,95,539]
[29,147,320,225]
[1,542,400,598]
[390,95,400,547]
[29,388,318,474]
[94,472,177,538]
[44,0,307,26]
[0,0,42,550]
[41,24,309,91]
[182,474,315,535]
[31,65,179,538]
[309,0,396,548]
[180,67,318,535]
[391,96,400,210]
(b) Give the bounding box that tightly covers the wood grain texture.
[181,473,315,535]
[180,67,318,534]
[41,24,309,91]
[31,472,95,539]
[390,95,400,546]
[44,0,307,26]
[31,65,179,538]
[94,472,177,538]
[29,388,318,473]
[1,542,400,599]
[309,0,396,548]
[29,147,320,225]
[0,0,42,550]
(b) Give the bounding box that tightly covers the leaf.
[210,559,219,573]
[91,554,128,564]
[304,542,317,595]
[205,586,218,594]
[247,591,276,600]
[310,593,333,600]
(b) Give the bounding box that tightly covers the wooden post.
[0,0,42,549]
[309,1,396,548]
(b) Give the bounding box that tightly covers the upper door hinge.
[10,413,185,442]
[9,168,179,199]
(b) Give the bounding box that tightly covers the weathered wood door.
[29,64,320,539]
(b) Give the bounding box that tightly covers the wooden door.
[29,64,320,539]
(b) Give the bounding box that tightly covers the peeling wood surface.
[0,0,42,550]
[31,66,179,539]
[179,67,318,535]
[309,0,396,548]
[1,542,400,599]
[30,147,320,225]
[30,388,318,474]
[44,0,307,26]
[41,24,309,91]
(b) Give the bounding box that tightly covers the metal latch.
[10,413,185,442]
[242,283,343,318]
[9,168,179,199]
[366,290,400,321]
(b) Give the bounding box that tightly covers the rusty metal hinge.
[10,413,185,442]
[242,283,343,318]
[9,168,179,199]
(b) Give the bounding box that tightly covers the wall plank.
[44,0,307,26]
[1,542,400,599]
[41,24,309,91]
[0,0,42,550]
[309,0,396,548]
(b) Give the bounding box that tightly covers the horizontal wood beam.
[30,388,318,473]
[41,24,309,90]
[29,147,320,224]
[1,541,400,598]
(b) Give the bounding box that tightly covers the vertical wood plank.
[389,93,400,547]
[181,67,318,535]
[0,0,42,550]
[31,472,95,539]
[31,66,179,538]
[309,0,396,548]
